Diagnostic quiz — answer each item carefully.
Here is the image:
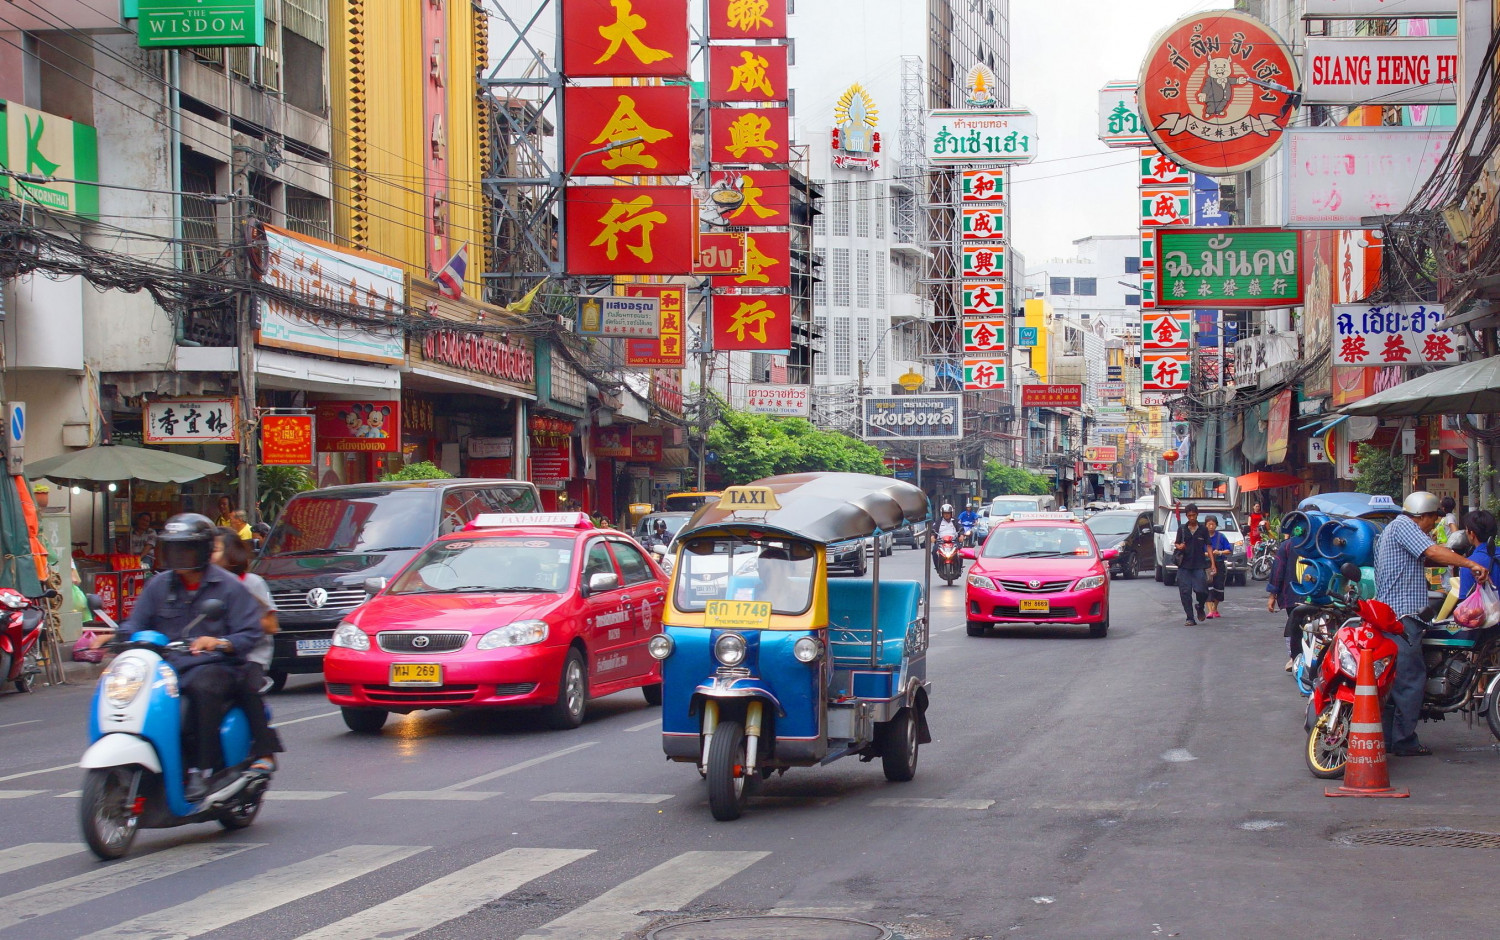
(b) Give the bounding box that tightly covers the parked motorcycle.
[1250,531,1274,582]
[0,587,50,694]
[1304,589,1403,779]
[79,596,270,859]
[934,536,963,586]
[1414,611,1500,742]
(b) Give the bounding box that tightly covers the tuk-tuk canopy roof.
[683,473,929,543]
[1296,492,1400,519]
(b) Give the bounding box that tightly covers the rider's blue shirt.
[958,511,977,526]
[124,565,265,672]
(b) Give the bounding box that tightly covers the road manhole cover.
[648,915,892,940]
[1340,827,1500,849]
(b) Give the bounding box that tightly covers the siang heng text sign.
[1304,37,1458,105]
[1332,304,1459,367]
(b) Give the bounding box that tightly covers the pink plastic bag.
[72,629,104,664]
[1454,581,1500,630]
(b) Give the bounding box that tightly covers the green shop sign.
[0,102,98,219]
[133,0,265,48]
[1154,227,1303,309]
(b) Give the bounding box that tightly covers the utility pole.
[231,135,259,520]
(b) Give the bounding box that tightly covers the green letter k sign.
[25,114,61,177]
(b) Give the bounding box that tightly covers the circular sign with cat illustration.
[1138,10,1300,176]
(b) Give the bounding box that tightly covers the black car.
[892,521,928,549]
[1084,509,1154,580]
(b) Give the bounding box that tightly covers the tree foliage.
[707,404,888,486]
[982,459,1052,497]
[381,460,453,482]
[256,465,314,522]
[1353,444,1404,501]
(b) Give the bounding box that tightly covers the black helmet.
[157,513,217,572]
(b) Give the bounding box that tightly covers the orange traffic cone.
[1325,645,1409,798]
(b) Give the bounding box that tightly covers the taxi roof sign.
[717,486,781,512]
[1007,511,1078,522]
[467,512,592,530]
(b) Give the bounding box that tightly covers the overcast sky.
[1008,0,1229,266]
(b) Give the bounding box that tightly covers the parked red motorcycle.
[0,587,48,694]
[1304,565,1404,778]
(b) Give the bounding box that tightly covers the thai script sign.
[314,401,400,453]
[1332,304,1459,366]
[420,330,538,384]
[1021,385,1082,408]
[145,397,238,445]
[624,285,686,368]
[860,395,963,441]
[691,232,747,275]
[926,108,1038,166]
[745,385,810,416]
[1099,81,1149,148]
[577,295,661,338]
[1084,445,1119,463]
[133,0,265,48]
[261,415,313,465]
[1156,227,1303,308]
[1304,37,1458,105]
[1284,127,1452,230]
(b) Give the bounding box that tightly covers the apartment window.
[855,180,870,237]
[814,315,827,375]
[813,271,827,306]
[874,184,886,239]
[788,87,795,117]
[286,187,332,242]
[831,182,849,236]
[1074,277,1098,296]
[1125,256,1141,274]
[875,251,887,309]
[1126,294,1141,307]
[812,180,826,235]
[180,151,223,274]
[1049,277,1071,296]
[833,317,852,375]
[875,318,888,376]
[831,248,850,306]
[857,317,871,369]
[786,38,795,66]
[856,249,870,308]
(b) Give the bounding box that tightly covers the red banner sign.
[708,107,789,165]
[709,44,788,102]
[713,293,791,351]
[713,231,790,289]
[261,415,314,466]
[631,433,663,463]
[419,330,537,386]
[564,185,693,275]
[692,231,746,275]
[560,0,690,78]
[710,169,791,226]
[529,442,573,484]
[592,425,633,458]
[707,0,786,39]
[314,401,401,453]
[1021,384,1083,408]
[563,86,691,177]
[624,285,686,368]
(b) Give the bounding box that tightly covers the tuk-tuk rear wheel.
[879,708,919,782]
[706,719,751,821]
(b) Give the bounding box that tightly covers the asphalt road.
[3,549,1500,939]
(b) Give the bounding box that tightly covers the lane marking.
[531,792,673,804]
[294,847,594,940]
[0,843,81,876]
[273,711,340,727]
[939,624,966,632]
[0,719,42,729]
[443,741,597,791]
[265,790,345,801]
[371,791,501,801]
[624,718,660,732]
[0,790,44,799]
[55,790,82,798]
[869,797,994,810]
[77,844,426,940]
[0,761,76,783]
[516,850,770,940]
[0,843,262,931]
[1161,748,1197,762]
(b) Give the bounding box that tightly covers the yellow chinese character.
[728,49,776,97]
[589,195,669,263]
[724,113,779,159]
[726,299,776,343]
[735,234,778,284]
[725,0,772,31]
[591,94,673,169]
[594,0,673,66]
[728,173,777,221]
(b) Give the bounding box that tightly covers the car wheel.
[853,552,868,577]
[1164,569,1177,587]
[341,707,388,734]
[641,682,663,706]
[1154,564,1163,582]
[1122,553,1138,580]
[1089,617,1109,638]
[544,649,588,730]
[966,620,987,637]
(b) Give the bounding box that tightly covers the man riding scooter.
[121,514,266,801]
[957,504,978,547]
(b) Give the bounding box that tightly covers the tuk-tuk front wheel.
[878,708,919,782]
[706,719,751,821]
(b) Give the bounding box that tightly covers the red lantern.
[1162,449,1180,462]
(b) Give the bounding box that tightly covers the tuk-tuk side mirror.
[1152,525,1164,534]
[363,576,388,596]
[959,547,977,560]
[586,572,619,595]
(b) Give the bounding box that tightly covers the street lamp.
[562,136,646,181]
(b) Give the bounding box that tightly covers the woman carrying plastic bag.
[1453,510,1500,630]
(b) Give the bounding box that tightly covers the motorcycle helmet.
[1401,491,1441,517]
[941,503,954,514]
[157,513,217,572]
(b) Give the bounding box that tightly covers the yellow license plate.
[390,663,442,686]
[1019,598,1051,612]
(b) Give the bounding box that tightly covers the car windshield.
[664,493,718,512]
[1166,512,1240,534]
[264,491,437,556]
[1085,513,1140,537]
[673,536,815,616]
[990,497,1040,517]
[638,515,690,540]
[388,537,574,594]
[982,525,1095,559]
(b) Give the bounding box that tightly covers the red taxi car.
[962,513,1110,638]
[324,512,667,733]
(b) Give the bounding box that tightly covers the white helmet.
[941,503,954,514]
[1402,491,1441,516]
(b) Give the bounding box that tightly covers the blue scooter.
[79,597,270,859]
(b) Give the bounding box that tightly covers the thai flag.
[434,242,468,299]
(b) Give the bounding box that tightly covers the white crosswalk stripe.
[0,842,81,876]
[0,843,261,932]
[294,847,594,940]
[515,850,770,940]
[76,844,426,940]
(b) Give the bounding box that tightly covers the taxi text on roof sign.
[718,486,781,511]
[705,600,773,630]
[1008,512,1079,522]
[469,512,592,529]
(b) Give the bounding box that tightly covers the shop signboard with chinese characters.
[691,231,747,275]
[260,415,313,465]
[709,107,789,165]
[962,318,1007,353]
[562,86,691,177]
[1137,11,1300,175]
[1099,81,1150,148]
[745,385,810,416]
[1021,385,1083,408]
[0,103,99,219]
[624,285,686,368]
[1139,149,1189,185]
[832,83,881,171]
[145,397,238,445]
[1331,304,1459,367]
[576,295,661,338]
[1142,352,1191,392]
[1155,227,1303,308]
[709,44,788,102]
[713,231,791,288]
[1140,187,1191,226]
[1304,37,1458,105]
[1284,127,1452,229]
[960,170,1005,201]
[1232,332,1301,387]
[564,186,693,275]
[1142,310,1191,349]
[713,293,791,351]
[960,205,1005,241]
[560,0,689,78]
[860,395,963,441]
[963,358,1006,391]
[133,0,265,48]
[961,244,1005,279]
[710,170,791,226]
[707,0,787,39]
[962,284,1006,317]
[314,401,400,453]
[926,109,1039,165]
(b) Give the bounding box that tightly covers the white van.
[1151,473,1245,585]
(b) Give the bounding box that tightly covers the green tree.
[1352,444,1404,501]
[381,460,452,482]
[706,402,888,485]
[256,465,314,522]
[982,459,1051,497]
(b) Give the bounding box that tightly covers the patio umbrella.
[1236,471,1303,493]
[1340,355,1500,417]
[24,445,226,485]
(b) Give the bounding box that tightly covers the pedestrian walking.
[1174,503,1212,626]
[1204,515,1231,618]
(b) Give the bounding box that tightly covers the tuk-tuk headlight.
[331,621,370,652]
[714,632,747,667]
[647,633,674,660]
[104,658,148,708]
[792,636,822,663]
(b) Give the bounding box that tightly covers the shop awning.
[1237,471,1303,493]
[1340,355,1500,417]
[26,445,226,485]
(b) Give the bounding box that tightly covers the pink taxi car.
[962,513,1110,638]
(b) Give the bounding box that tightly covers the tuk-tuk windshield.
[674,536,816,616]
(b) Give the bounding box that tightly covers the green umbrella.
[24,445,226,485]
[0,476,41,596]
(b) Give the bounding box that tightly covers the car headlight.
[792,636,822,663]
[1074,575,1106,591]
[967,573,996,591]
[477,620,549,650]
[647,633,674,660]
[1337,643,1359,678]
[1373,655,1393,678]
[331,621,370,652]
[714,632,747,667]
[104,658,148,708]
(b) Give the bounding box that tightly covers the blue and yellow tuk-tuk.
[646,473,933,820]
